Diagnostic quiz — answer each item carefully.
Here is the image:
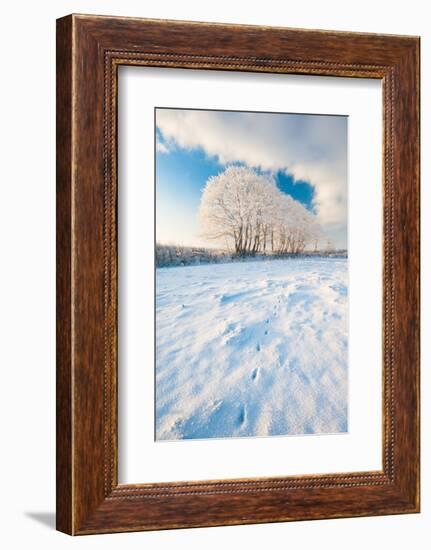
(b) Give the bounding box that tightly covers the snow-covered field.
[155,258,348,441]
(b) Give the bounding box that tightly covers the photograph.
[0,1,423,543]
[155,107,349,441]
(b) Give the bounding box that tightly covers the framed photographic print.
[56,14,420,534]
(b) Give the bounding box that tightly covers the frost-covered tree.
[198,166,321,256]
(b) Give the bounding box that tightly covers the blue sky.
[155,108,347,248]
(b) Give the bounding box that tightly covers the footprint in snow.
[238,404,247,426]
[251,367,260,381]
[256,342,261,352]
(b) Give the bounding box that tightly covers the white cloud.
[156,139,169,154]
[156,109,347,247]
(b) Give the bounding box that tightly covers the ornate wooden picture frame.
[56,14,420,535]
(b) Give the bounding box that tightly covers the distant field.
[155,257,348,441]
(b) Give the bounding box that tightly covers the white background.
[119,68,382,483]
[0,1,428,548]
